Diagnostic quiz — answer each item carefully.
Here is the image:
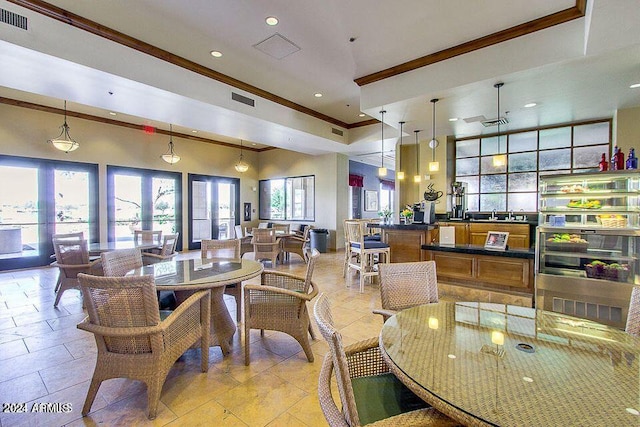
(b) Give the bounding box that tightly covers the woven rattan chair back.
[53,239,90,267]
[251,228,281,265]
[626,286,640,336]
[379,260,439,312]
[101,248,143,277]
[234,225,244,239]
[273,223,290,233]
[159,233,179,256]
[201,239,241,259]
[53,231,85,242]
[134,230,162,246]
[82,274,161,354]
[314,293,361,426]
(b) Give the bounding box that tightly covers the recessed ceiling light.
[314,93,323,98]
[252,143,257,146]
[192,130,198,133]
[524,102,537,108]
[630,83,640,89]
[359,113,366,117]
[210,50,222,58]
[109,112,117,116]
[448,117,458,122]
[265,16,279,26]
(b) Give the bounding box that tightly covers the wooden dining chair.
[251,228,282,266]
[374,260,440,322]
[201,239,242,322]
[77,273,210,420]
[244,249,320,365]
[344,220,390,292]
[101,248,143,276]
[313,293,459,427]
[625,286,640,337]
[52,239,101,307]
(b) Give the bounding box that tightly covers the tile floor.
[1,250,429,427]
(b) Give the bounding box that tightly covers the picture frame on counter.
[484,231,509,251]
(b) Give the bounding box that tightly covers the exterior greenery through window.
[107,166,182,243]
[259,176,315,221]
[454,120,611,213]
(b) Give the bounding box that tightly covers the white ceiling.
[1,0,639,169]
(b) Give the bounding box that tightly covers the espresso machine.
[413,201,436,224]
[451,181,468,219]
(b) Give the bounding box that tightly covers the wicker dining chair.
[234,225,254,258]
[282,225,312,263]
[134,230,163,247]
[313,293,460,427]
[373,260,440,322]
[101,248,143,277]
[272,223,291,233]
[344,220,390,292]
[143,233,179,265]
[201,239,243,322]
[625,286,640,337]
[251,228,282,266]
[243,249,320,365]
[76,273,210,420]
[52,239,101,307]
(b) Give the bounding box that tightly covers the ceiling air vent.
[231,92,255,107]
[481,117,509,127]
[1,8,28,30]
[253,33,301,60]
[332,128,344,137]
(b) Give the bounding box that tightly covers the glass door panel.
[54,169,91,241]
[152,177,177,235]
[217,182,236,240]
[191,180,212,243]
[113,175,142,242]
[0,165,40,259]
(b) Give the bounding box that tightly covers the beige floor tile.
[284,393,328,427]
[214,372,308,427]
[0,344,73,382]
[23,325,88,353]
[0,372,48,403]
[0,337,28,361]
[39,354,96,394]
[63,336,97,359]
[163,400,246,426]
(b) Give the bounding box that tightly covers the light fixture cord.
[380,110,386,168]
[415,130,420,172]
[497,84,501,154]
[169,124,174,154]
[239,139,244,160]
[432,100,437,162]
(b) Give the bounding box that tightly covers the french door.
[0,155,98,270]
[188,174,240,250]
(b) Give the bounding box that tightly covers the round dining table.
[129,258,263,355]
[379,301,640,427]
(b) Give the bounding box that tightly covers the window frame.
[259,175,315,221]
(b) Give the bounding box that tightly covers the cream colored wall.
[615,106,640,155]
[0,104,259,250]
[258,149,344,250]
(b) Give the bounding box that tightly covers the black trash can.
[310,229,329,253]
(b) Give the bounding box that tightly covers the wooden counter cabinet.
[468,222,529,248]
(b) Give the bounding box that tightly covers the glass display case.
[536,170,640,328]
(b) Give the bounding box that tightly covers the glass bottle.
[599,153,608,171]
[627,148,638,170]
[617,147,625,171]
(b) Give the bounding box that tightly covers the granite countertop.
[421,243,534,259]
[376,223,436,230]
[439,218,538,226]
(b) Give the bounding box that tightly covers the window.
[107,166,182,243]
[454,120,611,212]
[259,176,314,221]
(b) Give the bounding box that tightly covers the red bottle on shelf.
[617,148,625,171]
[599,153,608,171]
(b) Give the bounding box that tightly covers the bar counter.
[376,223,436,263]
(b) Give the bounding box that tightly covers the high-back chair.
[52,239,100,306]
[626,286,640,337]
[243,249,320,365]
[313,293,458,427]
[201,239,243,321]
[374,261,440,322]
[251,228,282,266]
[101,248,143,277]
[282,225,313,263]
[344,220,390,292]
[134,230,162,247]
[52,231,89,295]
[76,273,210,420]
[272,223,290,234]
[234,225,253,257]
[143,233,179,265]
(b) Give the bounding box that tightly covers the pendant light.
[397,121,405,180]
[378,110,387,177]
[161,124,181,164]
[428,98,440,172]
[413,130,421,183]
[234,139,249,173]
[48,100,79,153]
[492,82,506,167]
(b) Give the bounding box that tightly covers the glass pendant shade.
[492,154,506,167]
[397,171,405,180]
[413,129,421,183]
[413,174,421,183]
[48,101,79,153]
[429,161,440,172]
[234,139,249,173]
[378,166,387,177]
[161,124,181,164]
[492,83,506,167]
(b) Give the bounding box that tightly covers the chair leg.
[244,322,251,366]
[146,377,164,420]
[82,376,102,416]
[53,288,64,307]
[296,331,314,363]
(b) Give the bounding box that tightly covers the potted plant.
[400,207,414,224]
[378,208,392,224]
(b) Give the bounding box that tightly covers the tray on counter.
[544,241,589,252]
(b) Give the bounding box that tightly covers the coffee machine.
[413,201,436,224]
[451,181,468,219]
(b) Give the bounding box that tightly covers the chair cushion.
[351,373,428,425]
[351,241,390,249]
[364,234,381,241]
